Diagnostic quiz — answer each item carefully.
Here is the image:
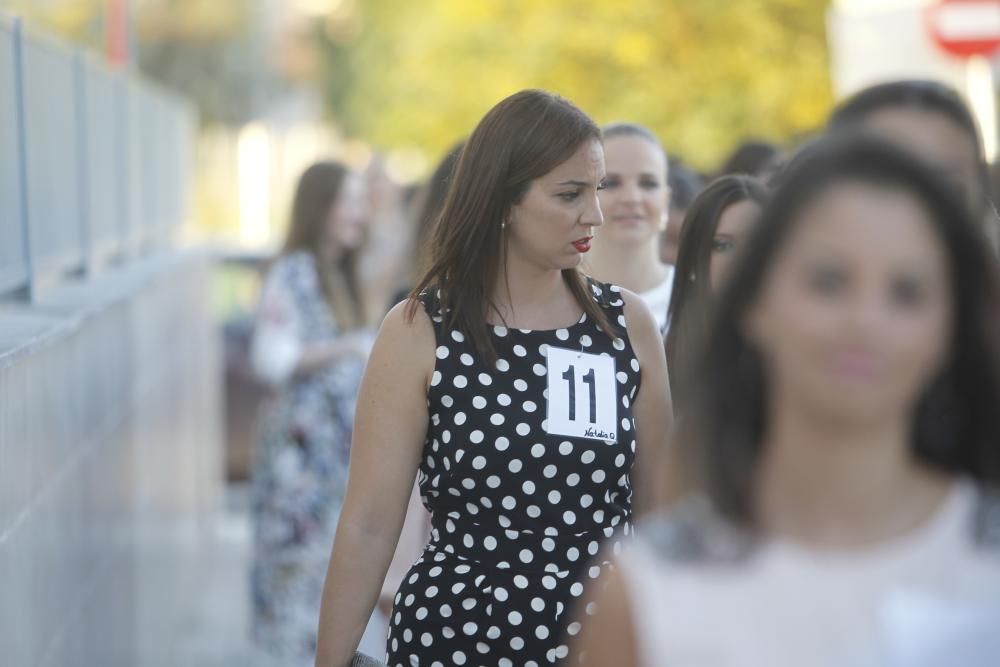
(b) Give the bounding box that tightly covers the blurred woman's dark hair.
[409,141,464,282]
[679,136,1000,527]
[406,89,613,360]
[828,79,990,217]
[283,161,366,329]
[667,155,705,213]
[714,140,781,180]
[664,175,767,407]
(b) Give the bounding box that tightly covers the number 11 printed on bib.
[544,346,618,443]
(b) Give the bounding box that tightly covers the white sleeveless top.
[619,482,1000,667]
[638,267,674,333]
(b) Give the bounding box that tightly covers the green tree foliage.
[318,0,832,170]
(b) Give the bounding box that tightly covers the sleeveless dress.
[617,482,1000,667]
[386,280,642,666]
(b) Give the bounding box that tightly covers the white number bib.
[544,346,618,442]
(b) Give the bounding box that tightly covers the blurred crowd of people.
[243,80,1000,667]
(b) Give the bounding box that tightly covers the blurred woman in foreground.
[574,137,1000,666]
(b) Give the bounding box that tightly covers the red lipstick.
[572,237,593,253]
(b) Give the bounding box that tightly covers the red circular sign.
[925,0,1000,58]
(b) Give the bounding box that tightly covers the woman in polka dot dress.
[315,90,673,667]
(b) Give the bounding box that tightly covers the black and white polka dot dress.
[386,280,641,667]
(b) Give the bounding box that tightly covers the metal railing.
[0,14,195,300]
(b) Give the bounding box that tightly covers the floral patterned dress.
[249,251,369,665]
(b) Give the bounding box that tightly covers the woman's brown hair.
[406,90,613,359]
[283,161,366,329]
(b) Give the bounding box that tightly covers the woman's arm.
[571,564,640,666]
[314,301,435,667]
[621,289,676,515]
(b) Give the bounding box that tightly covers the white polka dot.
[431,371,442,386]
[536,626,550,640]
[581,450,596,464]
[567,622,582,636]
[542,575,557,590]
[542,537,555,552]
[571,582,584,597]
[472,396,487,409]
[631,358,640,372]
[513,345,527,357]
[522,400,537,412]
[460,353,474,366]
[451,330,465,343]
[494,325,508,336]
[556,328,570,341]
[616,371,628,384]
[490,413,505,426]
[436,346,450,359]
[558,441,573,455]
[484,535,498,550]
[548,490,561,504]
[462,478,475,490]
[469,430,484,444]
[589,540,600,555]
[532,363,547,376]
[443,626,456,638]
[499,659,513,667]
[514,574,529,588]
[622,417,631,431]
[479,372,493,385]
[527,505,541,518]
[590,565,602,578]
[530,443,545,458]
[453,651,466,665]
[567,547,580,561]
[488,626,502,640]
[543,464,558,478]
[495,437,509,451]
[509,459,523,473]
[514,379,528,392]
[580,335,592,347]
[454,412,467,425]
[405,594,415,606]
[567,473,580,486]
[580,494,594,508]
[502,496,517,510]
[441,394,453,407]
[421,632,434,646]
[615,453,626,467]
[496,358,510,371]
[472,456,487,470]
[426,585,439,597]
[463,622,477,636]
[613,337,626,350]
[517,423,531,436]
[564,510,578,525]
[440,603,452,617]
[416,606,428,620]
[522,480,536,494]
[592,470,607,483]
[487,476,502,490]
[442,430,451,443]
[496,393,512,407]
[511,636,525,650]
[519,549,534,563]
[593,509,606,523]
[454,375,468,388]
[509,611,523,626]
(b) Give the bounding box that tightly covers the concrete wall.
[0,251,224,667]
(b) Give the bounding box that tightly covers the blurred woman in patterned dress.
[249,161,374,665]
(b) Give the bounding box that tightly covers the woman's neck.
[583,237,668,294]
[491,255,576,329]
[756,404,953,550]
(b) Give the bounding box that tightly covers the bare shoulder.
[369,299,437,382]
[619,288,660,342]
